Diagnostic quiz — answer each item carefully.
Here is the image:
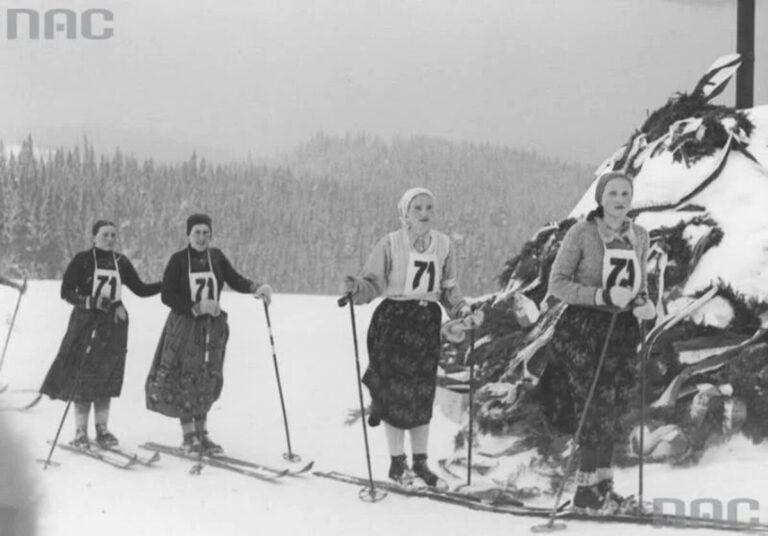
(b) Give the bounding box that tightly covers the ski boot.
[598,479,636,513]
[412,454,448,490]
[199,431,223,455]
[95,424,119,449]
[70,426,90,449]
[182,432,203,454]
[388,454,416,486]
[573,484,605,515]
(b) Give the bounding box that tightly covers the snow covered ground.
[2,281,768,535]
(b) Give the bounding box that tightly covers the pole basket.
[530,521,567,533]
[35,459,61,470]
[283,452,302,463]
[358,486,388,503]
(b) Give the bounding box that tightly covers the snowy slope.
[1,282,767,535]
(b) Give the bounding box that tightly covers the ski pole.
[262,301,300,462]
[338,292,387,503]
[0,277,27,377]
[39,325,98,470]
[638,320,648,511]
[466,326,475,487]
[191,316,212,475]
[532,312,618,533]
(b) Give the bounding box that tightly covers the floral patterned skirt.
[145,311,229,419]
[362,299,442,430]
[549,306,639,476]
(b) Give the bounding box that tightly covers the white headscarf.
[398,187,435,227]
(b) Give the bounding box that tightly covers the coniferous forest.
[0,133,595,295]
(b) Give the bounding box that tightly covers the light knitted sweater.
[352,228,466,317]
[548,219,649,307]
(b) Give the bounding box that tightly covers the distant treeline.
[0,133,595,295]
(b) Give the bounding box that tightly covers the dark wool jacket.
[61,248,161,308]
[161,246,258,316]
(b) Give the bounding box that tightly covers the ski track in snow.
[1,281,767,535]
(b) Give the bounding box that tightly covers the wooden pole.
[736,0,755,108]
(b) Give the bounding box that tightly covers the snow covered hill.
[1,282,767,535]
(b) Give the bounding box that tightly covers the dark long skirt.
[549,306,639,483]
[40,306,129,402]
[145,311,229,419]
[362,299,442,430]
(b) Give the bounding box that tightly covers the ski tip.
[22,393,43,410]
[139,443,168,455]
[148,451,161,464]
[302,460,315,472]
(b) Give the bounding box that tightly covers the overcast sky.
[0,0,765,166]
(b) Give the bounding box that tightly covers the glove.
[464,310,485,329]
[17,280,27,295]
[252,283,273,306]
[114,303,128,323]
[457,304,484,329]
[596,286,633,309]
[192,299,221,317]
[513,292,540,328]
[343,276,359,296]
[87,295,113,312]
[632,294,657,321]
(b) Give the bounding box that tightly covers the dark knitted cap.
[92,220,116,236]
[186,213,212,235]
[594,171,633,205]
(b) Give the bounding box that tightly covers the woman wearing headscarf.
[344,187,480,489]
[40,220,161,449]
[145,214,272,454]
[548,171,656,513]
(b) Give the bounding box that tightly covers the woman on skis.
[145,213,272,455]
[344,187,481,489]
[548,171,655,513]
[41,220,161,449]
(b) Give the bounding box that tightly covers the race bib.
[92,252,122,302]
[403,251,440,296]
[189,272,218,303]
[187,249,219,304]
[93,269,121,301]
[602,247,641,296]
